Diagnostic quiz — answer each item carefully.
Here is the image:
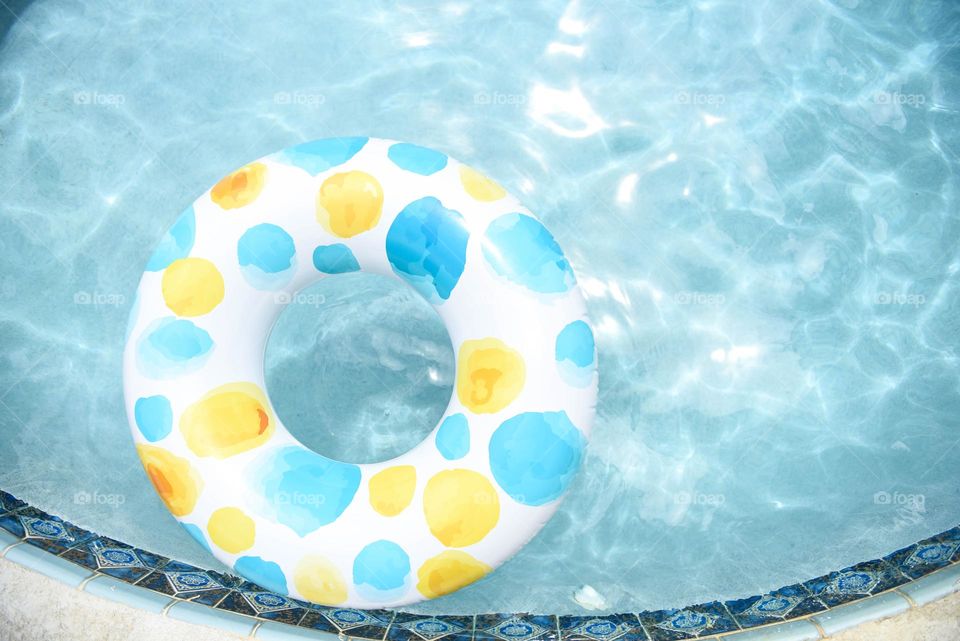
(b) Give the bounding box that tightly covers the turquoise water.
[1,0,959,615]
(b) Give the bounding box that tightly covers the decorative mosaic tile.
[558,613,648,641]
[0,490,26,514]
[802,559,909,608]
[215,581,310,626]
[936,524,960,547]
[388,613,475,641]
[60,536,168,582]
[135,560,241,606]
[474,613,559,641]
[1,507,96,554]
[884,536,959,580]
[298,606,394,640]
[636,602,738,641]
[0,509,26,537]
[724,583,826,628]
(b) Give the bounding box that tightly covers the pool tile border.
[0,489,957,641]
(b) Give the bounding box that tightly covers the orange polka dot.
[136,445,203,517]
[211,162,266,209]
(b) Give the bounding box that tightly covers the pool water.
[1,0,959,616]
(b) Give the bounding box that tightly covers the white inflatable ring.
[123,137,597,607]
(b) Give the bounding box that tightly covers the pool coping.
[0,489,957,641]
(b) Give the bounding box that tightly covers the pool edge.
[0,489,957,641]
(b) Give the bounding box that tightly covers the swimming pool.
[0,0,958,619]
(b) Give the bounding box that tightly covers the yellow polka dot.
[161,258,225,317]
[136,445,203,517]
[456,338,525,414]
[295,555,348,605]
[423,469,499,547]
[316,170,383,238]
[368,465,416,517]
[207,507,255,553]
[180,383,275,458]
[417,550,491,599]
[210,162,266,209]
[459,165,506,202]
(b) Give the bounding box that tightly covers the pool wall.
[1,489,957,641]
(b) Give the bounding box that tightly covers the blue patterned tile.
[725,584,826,628]
[215,581,309,626]
[0,510,25,537]
[185,568,245,606]
[0,490,26,514]
[298,606,393,640]
[475,614,559,641]
[884,536,959,580]
[60,536,167,582]
[637,602,738,641]
[932,526,960,561]
[7,507,96,554]
[801,559,908,608]
[558,613,648,641]
[134,561,241,605]
[388,613,474,641]
[935,524,960,545]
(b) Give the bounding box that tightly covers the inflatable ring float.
[123,137,597,607]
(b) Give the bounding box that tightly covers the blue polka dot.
[489,411,585,506]
[483,213,575,293]
[435,414,470,460]
[146,207,195,271]
[313,244,360,274]
[238,223,297,289]
[274,137,368,175]
[134,395,172,442]
[180,523,212,553]
[387,143,448,176]
[386,197,469,304]
[353,540,410,601]
[235,556,289,595]
[136,317,214,379]
[251,445,360,537]
[556,320,596,388]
